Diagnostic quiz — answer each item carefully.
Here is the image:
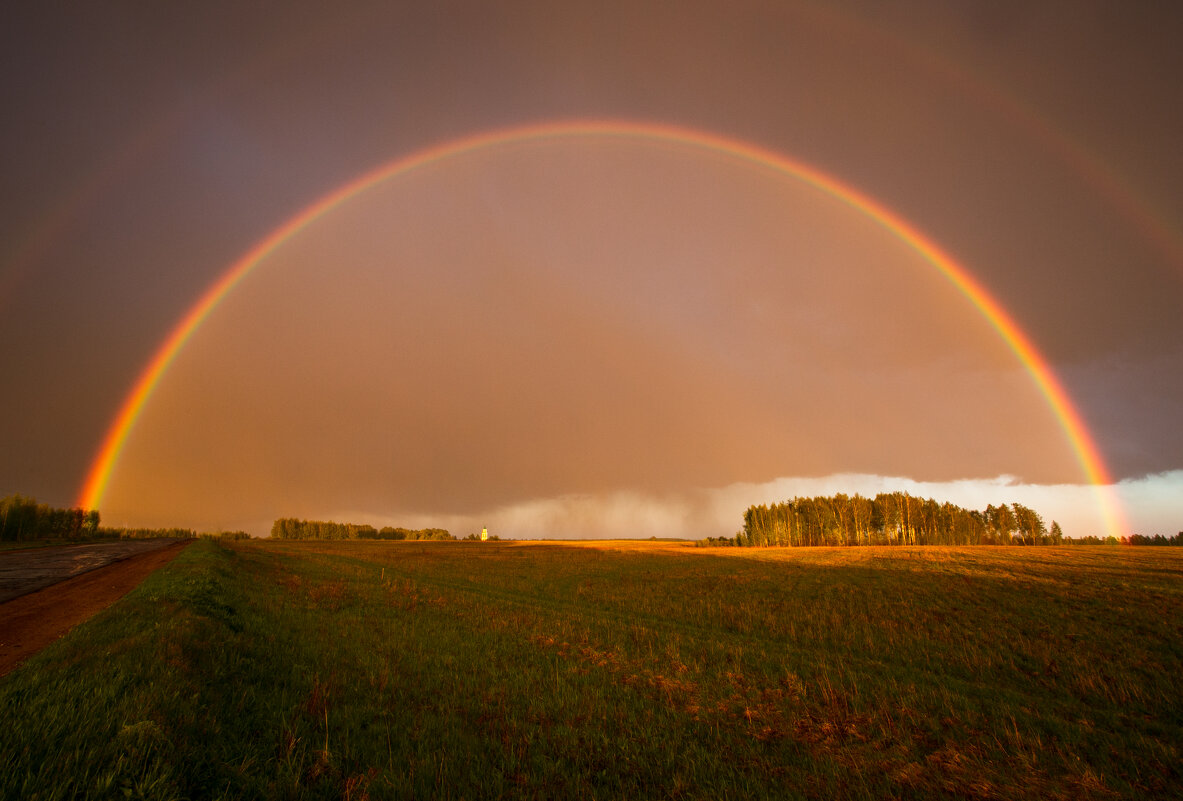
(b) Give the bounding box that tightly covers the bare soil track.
[0,540,190,677]
[0,539,185,603]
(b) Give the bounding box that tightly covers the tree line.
[1066,533,1183,546]
[198,531,251,541]
[1,493,210,541]
[104,527,198,539]
[1,494,100,541]
[734,492,1062,547]
[721,492,1182,548]
[270,518,454,541]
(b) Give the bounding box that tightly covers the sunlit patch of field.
[2,539,1180,800]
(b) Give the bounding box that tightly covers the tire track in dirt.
[0,540,191,677]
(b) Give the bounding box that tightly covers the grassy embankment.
[1,540,1180,799]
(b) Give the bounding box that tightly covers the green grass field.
[2,540,1180,800]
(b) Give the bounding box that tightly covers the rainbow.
[77,119,1127,536]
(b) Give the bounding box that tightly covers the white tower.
[481,526,488,541]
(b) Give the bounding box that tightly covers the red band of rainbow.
[77,119,1127,537]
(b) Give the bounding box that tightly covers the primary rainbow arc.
[77,119,1127,537]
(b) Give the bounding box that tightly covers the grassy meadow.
[1,539,1180,800]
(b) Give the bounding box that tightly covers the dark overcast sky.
[1,1,1179,536]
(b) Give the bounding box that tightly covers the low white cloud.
[346,470,1182,541]
[1114,470,1183,536]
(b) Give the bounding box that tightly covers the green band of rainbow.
[77,119,1127,536]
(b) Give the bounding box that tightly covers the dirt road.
[0,538,185,603]
[0,539,191,677]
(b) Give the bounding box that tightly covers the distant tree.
[1010,503,1045,545]
[876,493,903,544]
[1049,521,1063,545]
[987,504,1017,545]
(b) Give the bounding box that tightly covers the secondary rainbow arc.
[77,119,1127,537]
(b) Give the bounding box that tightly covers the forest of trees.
[0,494,207,541]
[732,492,1181,547]
[270,518,453,541]
[1,494,100,541]
[736,492,1060,547]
